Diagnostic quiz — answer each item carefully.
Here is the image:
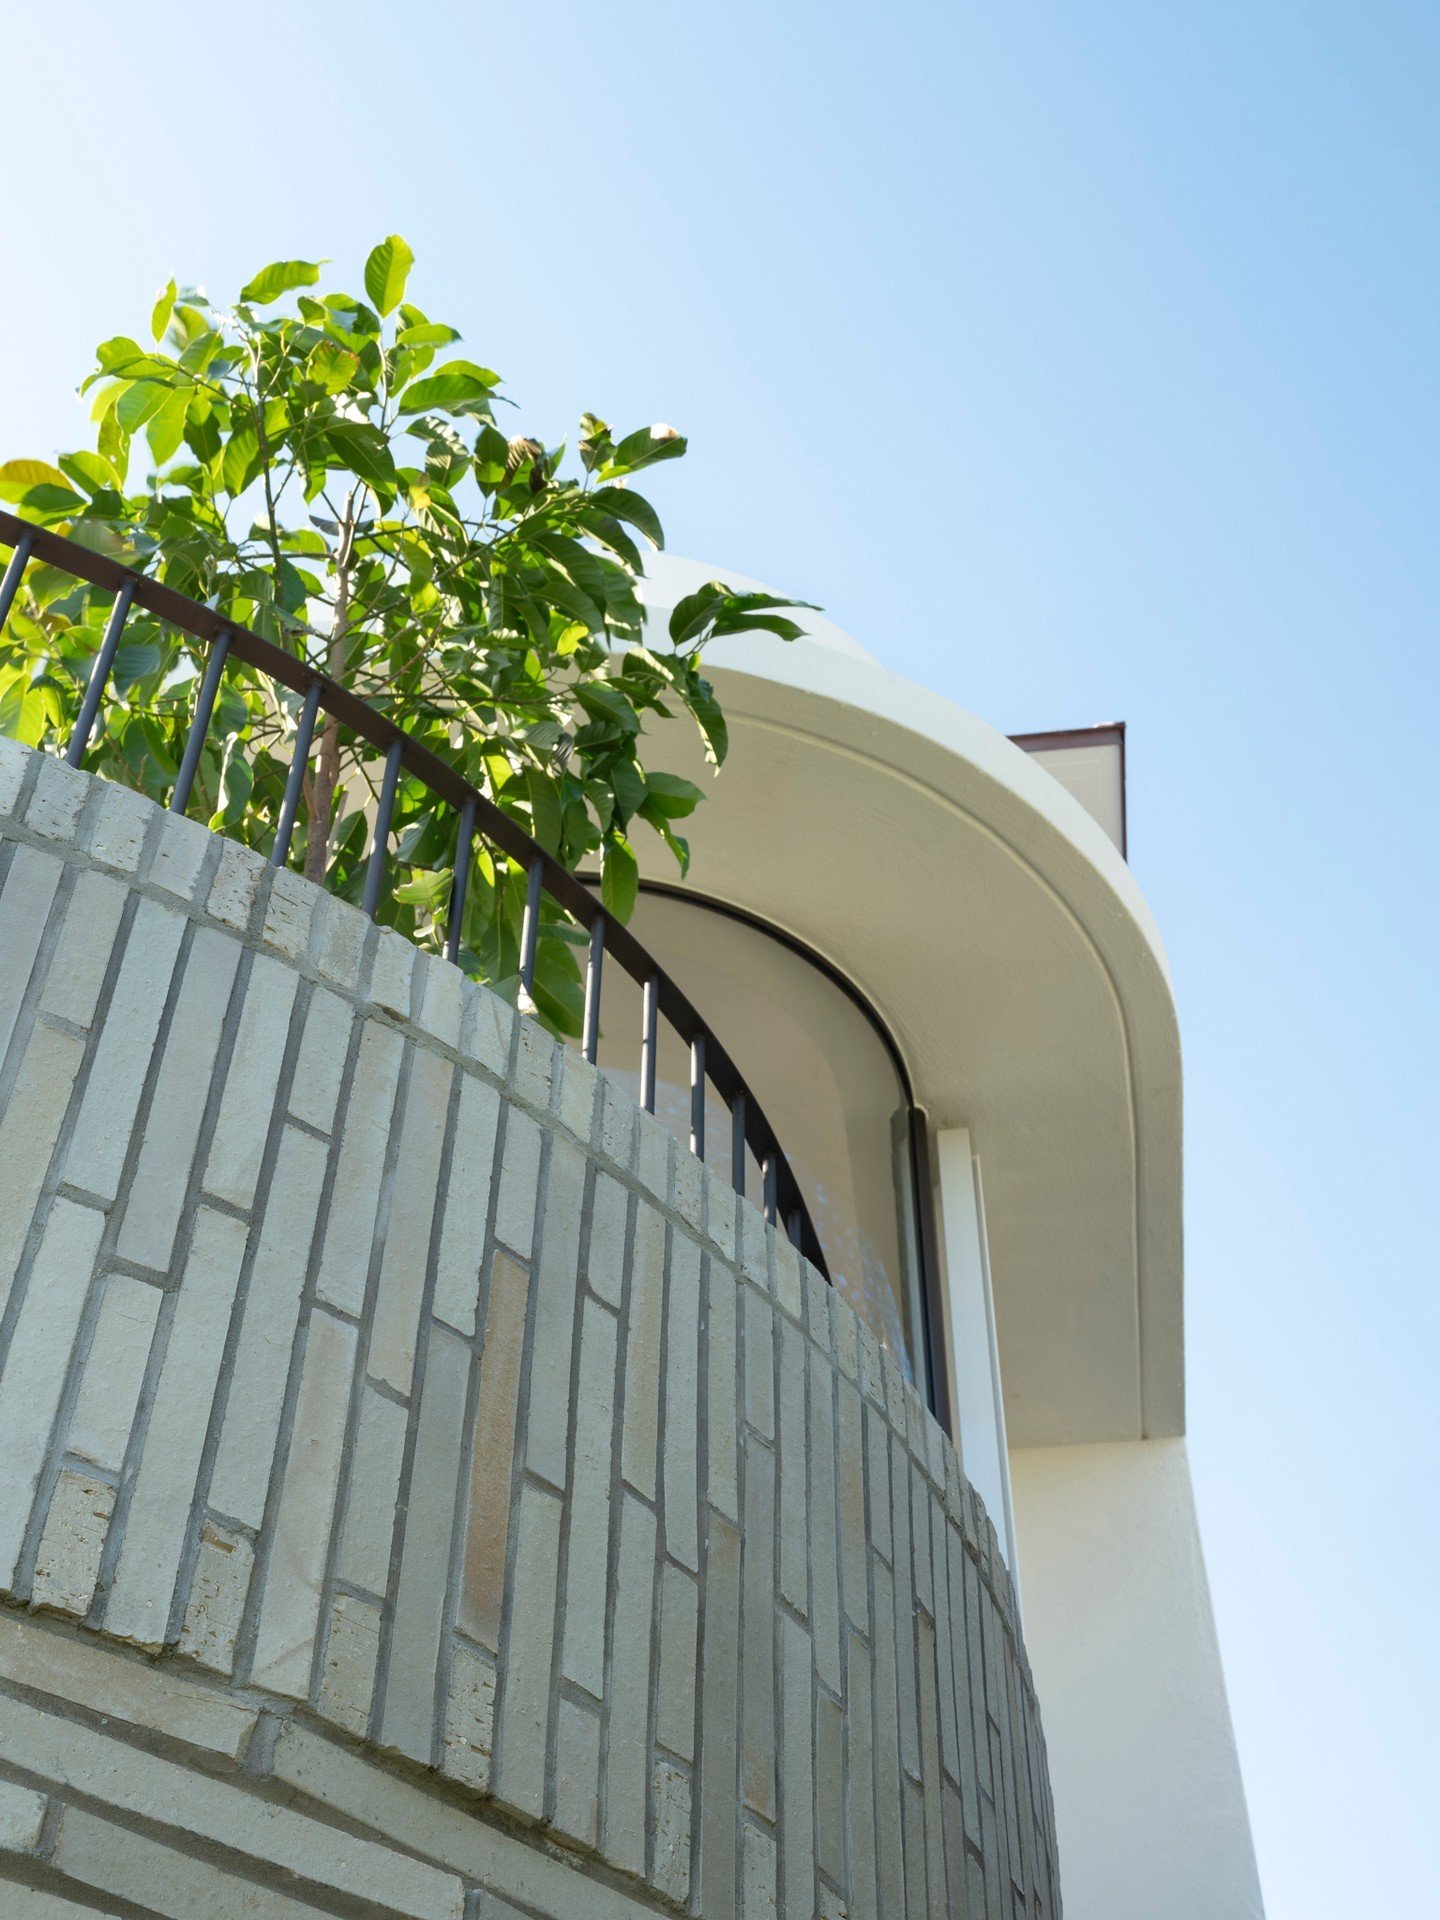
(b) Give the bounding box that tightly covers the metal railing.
[0,508,828,1277]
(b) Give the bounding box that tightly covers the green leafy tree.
[0,237,807,1031]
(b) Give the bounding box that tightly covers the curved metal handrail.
[0,508,828,1277]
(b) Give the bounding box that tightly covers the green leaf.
[151,278,177,343]
[57,451,121,497]
[112,640,162,693]
[326,420,397,492]
[600,833,638,923]
[222,423,262,497]
[365,235,415,317]
[642,770,703,818]
[396,321,459,349]
[610,757,645,824]
[239,259,323,306]
[116,381,173,433]
[147,387,190,466]
[398,360,500,416]
[393,867,454,911]
[0,458,71,500]
[304,339,360,395]
[601,423,686,478]
[587,485,664,548]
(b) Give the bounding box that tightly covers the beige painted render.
[1010,1439,1264,1920]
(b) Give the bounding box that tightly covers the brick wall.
[0,739,1060,1919]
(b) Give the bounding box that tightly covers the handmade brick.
[619,1204,665,1500]
[369,1045,453,1396]
[604,1492,657,1874]
[201,955,298,1208]
[64,896,184,1202]
[179,1520,253,1676]
[524,1136,586,1490]
[431,1071,501,1336]
[38,867,127,1031]
[260,865,314,961]
[53,1803,323,1920]
[0,734,29,815]
[772,1232,802,1323]
[673,1142,702,1232]
[313,1021,404,1317]
[836,1376,869,1634]
[871,1560,905,1907]
[890,1445,921,1784]
[0,1778,46,1854]
[25,755,88,843]
[85,779,152,872]
[493,1104,542,1260]
[847,1628,879,1920]
[743,1287,775,1439]
[148,811,211,901]
[583,1169,629,1309]
[804,1262,831,1350]
[313,890,367,993]
[599,1075,635,1171]
[910,1463,933,1618]
[931,1504,961,1785]
[30,1469,113,1617]
[443,1642,497,1793]
[555,1044,597,1142]
[865,1404,892,1566]
[656,1562,699,1762]
[0,1196,105,1586]
[776,1316,809,1617]
[249,1306,358,1696]
[205,836,266,930]
[287,983,351,1133]
[67,1274,160,1475]
[663,1231,701,1571]
[635,1108,670,1203]
[780,1613,816,1920]
[652,1758,692,1906]
[697,1513,741,1919]
[466,981,515,1080]
[707,1259,739,1523]
[738,1204,769,1293]
[209,1128,331,1528]
[380,1326,471,1762]
[336,1384,408,1596]
[561,1295,618,1696]
[0,842,62,1062]
[458,1249,531,1652]
[705,1167,736,1263]
[512,1012,555,1110]
[743,1824,779,1920]
[414,948,463,1052]
[917,1611,947,1916]
[816,1689,846,1888]
[495,1481,563,1821]
[553,1696,601,1846]
[116,925,241,1270]
[740,1436,776,1821]
[369,925,415,1019]
[319,1591,383,1738]
[809,1344,842,1696]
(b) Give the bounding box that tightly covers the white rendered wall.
[1010,1438,1264,1919]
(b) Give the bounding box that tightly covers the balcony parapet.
[0,741,1059,1919]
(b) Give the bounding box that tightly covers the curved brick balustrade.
[0,740,1060,1920]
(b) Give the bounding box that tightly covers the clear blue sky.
[4,4,1437,1911]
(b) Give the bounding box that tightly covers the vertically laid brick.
[916,1611,947,1918]
[511,1014,556,1111]
[524,1137,586,1490]
[38,868,127,1033]
[85,780,152,872]
[0,841,62,1063]
[776,1317,808,1617]
[117,925,241,1271]
[705,1169,736,1264]
[808,1345,842,1697]
[495,1481,564,1821]
[583,1169,629,1309]
[846,1628,878,1920]
[738,1204,769,1294]
[959,1550,992,1842]
[744,1823,779,1920]
[816,1688,846,1891]
[871,1554,905,1908]
[380,1325,471,1762]
[442,1641,497,1793]
[561,1295,618,1696]
[832,1293,859,1383]
[652,1757,692,1906]
[201,954,299,1208]
[313,891,367,994]
[106,1205,249,1646]
[931,1506,961,1786]
[553,1695,601,1845]
[779,1613,815,1920]
[368,1046,453,1397]
[656,1561,699,1762]
[287,982,352,1134]
[0,1195,105,1587]
[772,1233,802,1323]
[466,981,515,1079]
[865,1405,892,1567]
[599,1074,635,1171]
[673,1143,702,1232]
[67,1273,162,1474]
[740,1437,776,1823]
[63,896,185,1202]
[25,755,88,843]
[208,1128,332,1528]
[554,1044,597,1142]
[458,1250,532,1652]
[910,1462,933,1619]
[707,1260,739,1523]
[663,1232,702,1572]
[635,1109,670,1204]
[604,1491,657,1874]
[492,1104,542,1260]
[319,1591,383,1738]
[890,1445,921,1783]
[619,1204,666,1500]
[431,1071,501,1337]
[697,1512,741,1919]
[30,1469,114,1616]
[902,1775,927,1920]
[836,1376,869,1634]
[0,734,29,815]
[0,1777,47,1853]
[249,1306,358,1695]
[743,1288,775,1440]
[414,948,464,1052]
[206,837,266,930]
[335,1384,408,1597]
[147,810,211,901]
[368,926,416,1019]
[179,1520,253,1675]
[313,1022,405,1317]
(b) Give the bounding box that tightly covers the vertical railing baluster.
[518,855,544,999]
[65,578,136,767]
[582,914,605,1065]
[169,629,231,815]
[0,527,35,632]
[762,1149,778,1226]
[445,795,477,964]
[362,738,404,919]
[731,1091,747,1199]
[641,976,659,1113]
[690,1033,706,1161]
[270,680,322,868]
